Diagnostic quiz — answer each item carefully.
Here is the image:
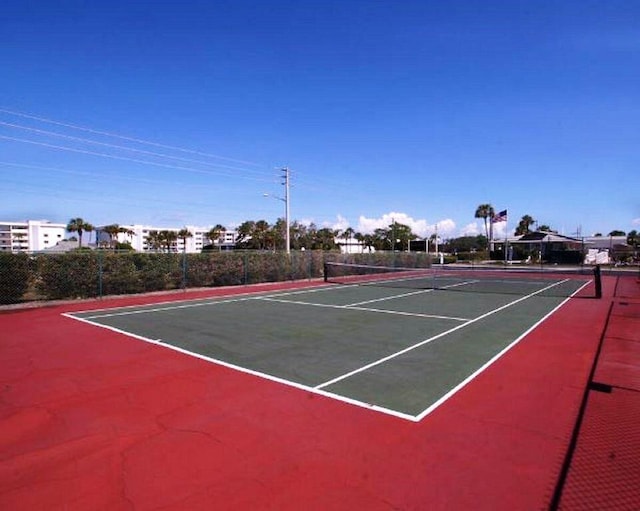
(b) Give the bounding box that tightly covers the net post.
[593,265,602,299]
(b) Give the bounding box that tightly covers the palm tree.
[145,230,162,252]
[362,234,375,253]
[207,224,226,250]
[159,230,178,252]
[178,228,193,252]
[340,227,355,251]
[474,204,494,249]
[515,215,535,236]
[102,224,122,249]
[315,228,338,250]
[66,217,93,248]
[253,220,270,250]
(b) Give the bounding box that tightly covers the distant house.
[43,239,89,252]
[494,231,587,264]
[583,235,631,265]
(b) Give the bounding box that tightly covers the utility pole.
[263,166,290,254]
[282,167,290,254]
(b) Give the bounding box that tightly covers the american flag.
[491,209,507,223]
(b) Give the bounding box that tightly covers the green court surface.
[67,274,592,421]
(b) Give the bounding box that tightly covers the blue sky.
[1,0,639,239]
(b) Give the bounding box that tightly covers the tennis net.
[324,262,600,298]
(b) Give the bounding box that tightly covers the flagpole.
[504,213,509,265]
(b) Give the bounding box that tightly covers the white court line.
[75,284,346,319]
[341,278,479,307]
[61,311,418,422]
[80,294,260,319]
[414,278,593,420]
[257,297,470,322]
[62,277,592,423]
[314,278,572,390]
[74,282,371,320]
[345,288,436,306]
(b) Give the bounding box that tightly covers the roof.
[509,231,587,244]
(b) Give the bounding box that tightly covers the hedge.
[0,250,435,303]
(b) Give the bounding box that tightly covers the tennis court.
[66,265,595,421]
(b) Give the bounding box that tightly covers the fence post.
[243,251,248,285]
[97,250,103,299]
[182,251,188,290]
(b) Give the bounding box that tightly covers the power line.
[0,107,263,168]
[0,161,260,194]
[0,120,271,177]
[0,135,275,182]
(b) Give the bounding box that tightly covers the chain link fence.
[0,250,433,305]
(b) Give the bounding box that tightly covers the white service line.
[345,288,435,306]
[257,296,470,322]
[77,285,342,319]
[61,311,418,422]
[314,278,572,390]
[413,278,593,420]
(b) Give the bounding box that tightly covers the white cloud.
[491,222,510,239]
[320,214,350,232]
[435,219,456,237]
[632,218,640,226]
[356,211,456,238]
[460,222,480,236]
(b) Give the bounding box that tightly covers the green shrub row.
[0,253,30,304]
[0,250,434,304]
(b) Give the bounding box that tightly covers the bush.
[35,252,100,299]
[0,253,30,304]
[9,250,439,304]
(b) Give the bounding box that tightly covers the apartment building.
[0,220,67,252]
[95,224,237,253]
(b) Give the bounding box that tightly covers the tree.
[314,228,338,250]
[373,228,391,250]
[627,230,639,248]
[66,217,94,248]
[354,232,364,253]
[178,228,193,252]
[272,218,288,250]
[159,230,178,252]
[608,230,626,236]
[515,215,535,236]
[340,227,355,250]
[391,222,415,251]
[290,221,308,250]
[235,221,255,247]
[361,234,375,253]
[102,224,122,249]
[145,231,163,252]
[253,220,271,250]
[474,204,494,248]
[538,224,556,233]
[289,221,315,250]
[446,235,488,253]
[205,224,226,250]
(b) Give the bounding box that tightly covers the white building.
[0,220,67,252]
[96,224,237,253]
